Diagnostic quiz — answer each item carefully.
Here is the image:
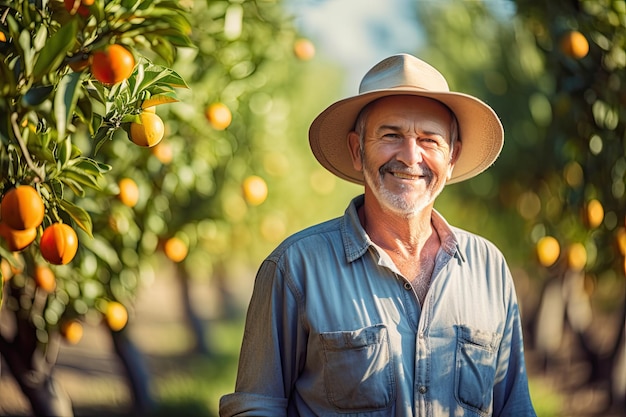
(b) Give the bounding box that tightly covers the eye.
[380,132,402,142]
[420,136,443,145]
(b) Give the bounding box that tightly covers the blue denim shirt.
[220,195,536,417]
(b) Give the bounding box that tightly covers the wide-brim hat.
[309,54,504,185]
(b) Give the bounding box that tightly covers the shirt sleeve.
[219,258,304,417]
[492,263,537,417]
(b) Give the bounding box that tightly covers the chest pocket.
[454,325,502,416]
[319,324,395,412]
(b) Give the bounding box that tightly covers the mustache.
[379,161,433,180]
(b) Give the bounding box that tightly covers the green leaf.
[21,85,54,107]
[58,199,93,237]
[18,29,34,78]
[61,165,102,190]
[54,72,83,140]
[70,157,112,175]
[57,135,72,167]
[60,176,86,196]
[80,235,122,270]
[32,20,78,80]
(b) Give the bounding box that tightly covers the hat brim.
[309,87,504,185]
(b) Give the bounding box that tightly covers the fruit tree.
[0,0,191,415]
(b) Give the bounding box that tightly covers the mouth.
[389,171,424,181]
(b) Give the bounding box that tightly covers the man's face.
[348,95,460,217]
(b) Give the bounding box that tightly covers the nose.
[396,137,424,166]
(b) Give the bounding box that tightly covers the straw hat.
[309,54,504,185]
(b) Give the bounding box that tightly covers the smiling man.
[220,54,537,417]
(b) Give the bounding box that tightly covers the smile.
[390,171,423,180]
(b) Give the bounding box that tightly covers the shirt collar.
[341,194,463,263]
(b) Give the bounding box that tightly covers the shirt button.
[418,385,428,394]
[403,282,412,290]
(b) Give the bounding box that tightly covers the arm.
[492,267,537,417]
[219,259,304,417]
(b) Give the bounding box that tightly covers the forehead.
[363,95,452,130]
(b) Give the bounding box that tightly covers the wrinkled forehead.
[357,95,454,131]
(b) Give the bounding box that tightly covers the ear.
[347,131,363,172]
[447,140,462,180]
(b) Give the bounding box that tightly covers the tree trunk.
[176,262,211,355]
[0,309,73,417]
[110,326,156,415]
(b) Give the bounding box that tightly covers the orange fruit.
[1,185,45,230]
[40,223,78,265]
[585,199,604,229]
[129,111,165,147]
[105,301,128,331]
[205,102,232,130]
[164,237,188,263]
[293,38,316,61]
[91,44,135,85]
[61,320,83,344]
[560,30,589,59]
[0,32,6,42]
[242,175,268,206]
[117,178,139,207]
[151,141,173,164]
[34,264,56,293]
[0,223,37,252]
[567,243,587,272]
[536,236,560,267]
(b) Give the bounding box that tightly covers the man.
[220,54,536,416]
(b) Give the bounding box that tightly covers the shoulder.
[267,216,343,262]
[451,226,508,264]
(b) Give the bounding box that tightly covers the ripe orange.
[0,222,37,252]
[129,111,165,147]
[242,175,268,206]
[584,199,604,229]
[567,243,587,272]
[40,223,78,265]
[118,178,139,207]
[560,30,589,59]
[0,32,6,42]
[61,320,83,344]
[34,264,56,293]
[164,236,188,263]
[536,236,560,267]
[205,102,232,130]
[1,185,45,230]
[151,141,173,164]
[105,301,128,331]
[91,44,135,85]
[293,38,316,61]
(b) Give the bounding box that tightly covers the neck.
[359,194,436,256]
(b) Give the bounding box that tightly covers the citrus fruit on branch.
[91,44,135,85]
[129,111,165,147]
[40,223,78,265]
[1,185,45,230]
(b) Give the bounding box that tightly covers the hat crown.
[359,54,450,94]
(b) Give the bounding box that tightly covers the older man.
[220,54,536,417]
